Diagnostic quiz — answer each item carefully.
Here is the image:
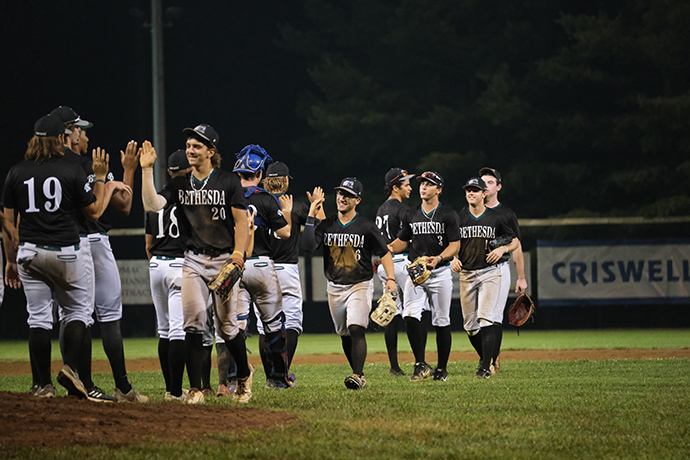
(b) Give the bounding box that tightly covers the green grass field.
[1,329,689,459]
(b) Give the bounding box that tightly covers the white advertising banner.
[538,240,690,306]
[117,259,153,305]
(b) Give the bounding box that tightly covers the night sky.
[0,1,313,227]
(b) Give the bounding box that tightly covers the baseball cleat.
[185,388,205,404]
[33,384,56,398]
[344,374,367,390]
[202,388,214,398]
[233,364,254,404]
[86,386,116,402]
[216,384,233,397]
[410,362,432,381]
[389,368,406,377]
[432,368,449,381]
[475,368,492,379]
[57,365,88,399]
[114,386,150,403]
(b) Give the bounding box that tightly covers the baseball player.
[233,145,294,389]
[303,177,397,390]
[50,106,147,403]
[450,177,518,379]
[479,167,527,374]
[388,171,460,382]
[261,162,325,371]
[375,167,418,377]
[2,114,128,398]
[145,149,192,402]
[140,124,253,404]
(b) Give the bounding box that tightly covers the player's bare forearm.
[2,208,18,262]
[231,206,250,260]
[141,168,166,212]
[513,243,528,293]
[387,238,408,254]
[428,241,460,270]
[380,252,397,293]
[145,234,154,261]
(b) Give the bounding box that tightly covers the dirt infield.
[1,349,688,449]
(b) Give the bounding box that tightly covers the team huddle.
[1,108,527,404]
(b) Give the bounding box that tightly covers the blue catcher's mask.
[233,144,273,173]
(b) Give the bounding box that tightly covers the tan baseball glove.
[208,261,245,302]
[508,293,536,327]
[406,256,431,286]
[371,291,398,327]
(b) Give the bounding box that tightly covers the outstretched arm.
[109,140,140,215]
[140,141,167,212]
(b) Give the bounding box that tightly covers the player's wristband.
[437,255,443,263]
[504,245,509,252]
[387,278,395,282]
[94,179,106,184]
[232,250,244,259]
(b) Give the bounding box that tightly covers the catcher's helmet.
[233,144,273,173]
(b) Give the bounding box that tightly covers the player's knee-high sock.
[384,316,401,371]
[286,329,299,368]
[78,326,94,389]
[258,334,272,379]
[201,344,213,390]
[58,321,66,359]
[435,325,452,370]
[480,325,496,371]
[421,311,430,350]
[404,317,426,363]
[225,333,250,379]
[62,320,86,374]
[100,320,131,393]
[348,325,367,375]
[468,331,483,359]
[169,339,185,397]
[340,335,353,369]
[158,338,171,392]
[265,329,288,380]
[29,327,52,386]
[215,341,230,385]
[185,332,205,389]
[493,324,503,365]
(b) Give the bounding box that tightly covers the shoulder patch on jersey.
[277,210,283,217]
[84,182,91,193]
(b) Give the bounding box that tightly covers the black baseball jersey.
[375,198,411,245]
[397,203,461,260]
[456,206,516,270]
[2,155,95,246]
[270,197,309,264]
[244,186,288,257]
[303,213,389,285]
[487,202,521,264]
[145,203,185,258]
[159,168,246,252]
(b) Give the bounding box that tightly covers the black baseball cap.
[463,177,487,191]
[417,171,444,188]
[168,149,190,171]
[34,114,65,137]
[266,161,293,178]
[479,167,501,184]
[183,124,219,148]
[49,106,92,132]
[334,177,363,198]
[385,167,415,186]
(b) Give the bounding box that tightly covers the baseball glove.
[407,256,431,286]
[208,261,245,302]
[488,235,513,251]
[508,293,536,327]
[371,291,398,327]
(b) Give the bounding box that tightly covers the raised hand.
[121,140,140,173]
[91,147,109,178]
[139,141,157,169]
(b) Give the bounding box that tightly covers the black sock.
[286,329,299,369]
[185,333,205,389]
[225,333,250,379]
[493,324,503,364]
[348,325,367,375]
[435,325,451,370]
[100,320,131,393]
[78,326,94,389]
[404,317,426,363]
[468,332,483,359]
[169,339,185,397]
[265,329,288,380]
[421,311,430,350]
[480,325,496,371]
[62,321,86,375]
[29,328,52,387]
[216,341,230,385]
[158,338,171,392]
[384,316,400,370]
[258,334,272,379]
[201,345,213,390]
[341,336,353,368]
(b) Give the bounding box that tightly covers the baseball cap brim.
[183,127,216,147]
[334,185,360,197]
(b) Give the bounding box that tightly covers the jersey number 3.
[24,177,62,213]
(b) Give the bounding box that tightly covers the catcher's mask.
[233,144,273,173]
